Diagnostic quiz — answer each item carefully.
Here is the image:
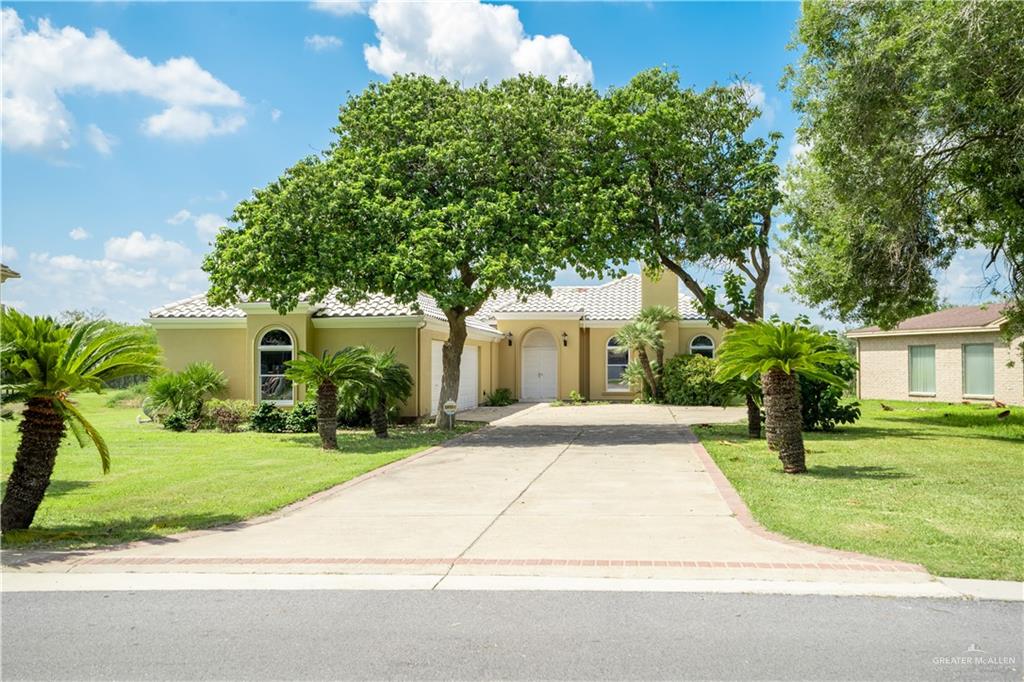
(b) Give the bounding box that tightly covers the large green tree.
[783,0,1024,336]
[204,75,597,427]
[580,68,782,433]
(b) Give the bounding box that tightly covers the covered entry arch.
[521,329,558,400]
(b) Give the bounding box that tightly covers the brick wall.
[857,332,1024,405]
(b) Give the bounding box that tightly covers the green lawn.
[695,400,1024,581]
[1,393,478,549]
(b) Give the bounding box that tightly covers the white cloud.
[167,209,193,225]
[104,231,192,263]
[735,81,775,125]
[1,8,246,151]
[69,227,90,240]
[2,245,18,261]
[85,123,116,155]
[305,34,343,52]
[363,1,593,85]
[311,1,368,16]
[143,106,246,141]
[938,246,991,304]
[270,108,282,123]
[168,209,226,240]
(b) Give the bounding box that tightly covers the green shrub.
[661,354,728,405]
[162,411,189,432]
[568,390,586,405]
[285,400,318,433]
[484,388,515,407]
[799,335,861,431]
[163,402,201,432]
[250,402,287,433]
[337,402,371,428]
[148,361,227,418]
[205,399,253,433]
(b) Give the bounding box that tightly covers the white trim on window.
[689,335,716,358]
[257,328,295,406]
[606,336,630,392]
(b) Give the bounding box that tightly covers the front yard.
[1,393,478,549]
[695,400,1024,581]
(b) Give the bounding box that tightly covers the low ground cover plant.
[484,388,515,407]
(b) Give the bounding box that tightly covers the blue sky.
[0,1,990,325]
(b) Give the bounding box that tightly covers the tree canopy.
[204,74,599,423]
[578,68,782,328]
[783,0,1024,333]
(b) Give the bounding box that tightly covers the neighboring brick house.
[848,303,1023,406]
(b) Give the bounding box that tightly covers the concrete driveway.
[5,403,935,589]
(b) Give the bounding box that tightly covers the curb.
[683,429,928,573]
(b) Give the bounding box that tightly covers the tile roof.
[849,303,1008,335]
[149,275,707,326]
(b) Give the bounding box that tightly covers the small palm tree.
[148,361,227,418]
[1,310,161,531]
[615,319,662,399]
[636,305,679,370]
[285,347,372,450]
[716,321,849,473]
[339,348,411,438]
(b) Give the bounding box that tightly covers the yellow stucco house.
[148,271,722,417]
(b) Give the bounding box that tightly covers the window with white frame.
[258,329,294,405]
[689,335,715,358]
[606,336,629,391]
[962,343,995,398]
[908,345,936,395]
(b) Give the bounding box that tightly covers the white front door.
[430,341,479,415]
[521,330,558,400]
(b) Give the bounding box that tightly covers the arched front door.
[521,329,558,400]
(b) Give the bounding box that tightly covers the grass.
[1,393,479,549]
[694,400,1024,581]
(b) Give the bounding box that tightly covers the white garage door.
[521,330,557,401]
[431,341,479,415]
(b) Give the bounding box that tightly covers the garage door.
[430,341,479,415]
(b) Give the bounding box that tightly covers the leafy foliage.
[483,388,515,407]
[783,0,1024,337]
[716,321,853,386]
[284,400,318,434]
[578,68,782,327]
[203,74,603,426]
[797,334,861,432]
[662,355,725,406]
[147,362,227,418]
[204,399,254,433]
[250,403,287,433]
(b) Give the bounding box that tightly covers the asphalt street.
[2,590,1021,680]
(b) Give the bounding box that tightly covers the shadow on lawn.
[0,512,243,563]
[805,465,912,481]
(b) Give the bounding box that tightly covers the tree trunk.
[434,312,468,429]
[371,397,389,439]
[761,369,806,474]
[316,381,338,450]
[637,349,658,401]
[1,398,67,531]
[745,392,762,439]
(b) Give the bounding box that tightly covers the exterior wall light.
[504,331,513,346]
[561,332,569,347]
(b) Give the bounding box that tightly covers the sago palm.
[1,310,162,531]
[615,319,662,399]
[285,347,372,450]
[715,321,848,473]
[357,349,414,438]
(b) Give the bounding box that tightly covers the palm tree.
[344,348,415,438]
[1,310,161,531]
[615,319,662,400]
[148,360,227,420]
[636,305,679,370]
[285,347,372,450]
[715,321,849,473]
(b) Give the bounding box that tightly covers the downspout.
[856,338,861,399]
[415,317,426,417]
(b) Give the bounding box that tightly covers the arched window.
[258,329,294,405]
[689,335,715,358]
[606,336,629,391]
